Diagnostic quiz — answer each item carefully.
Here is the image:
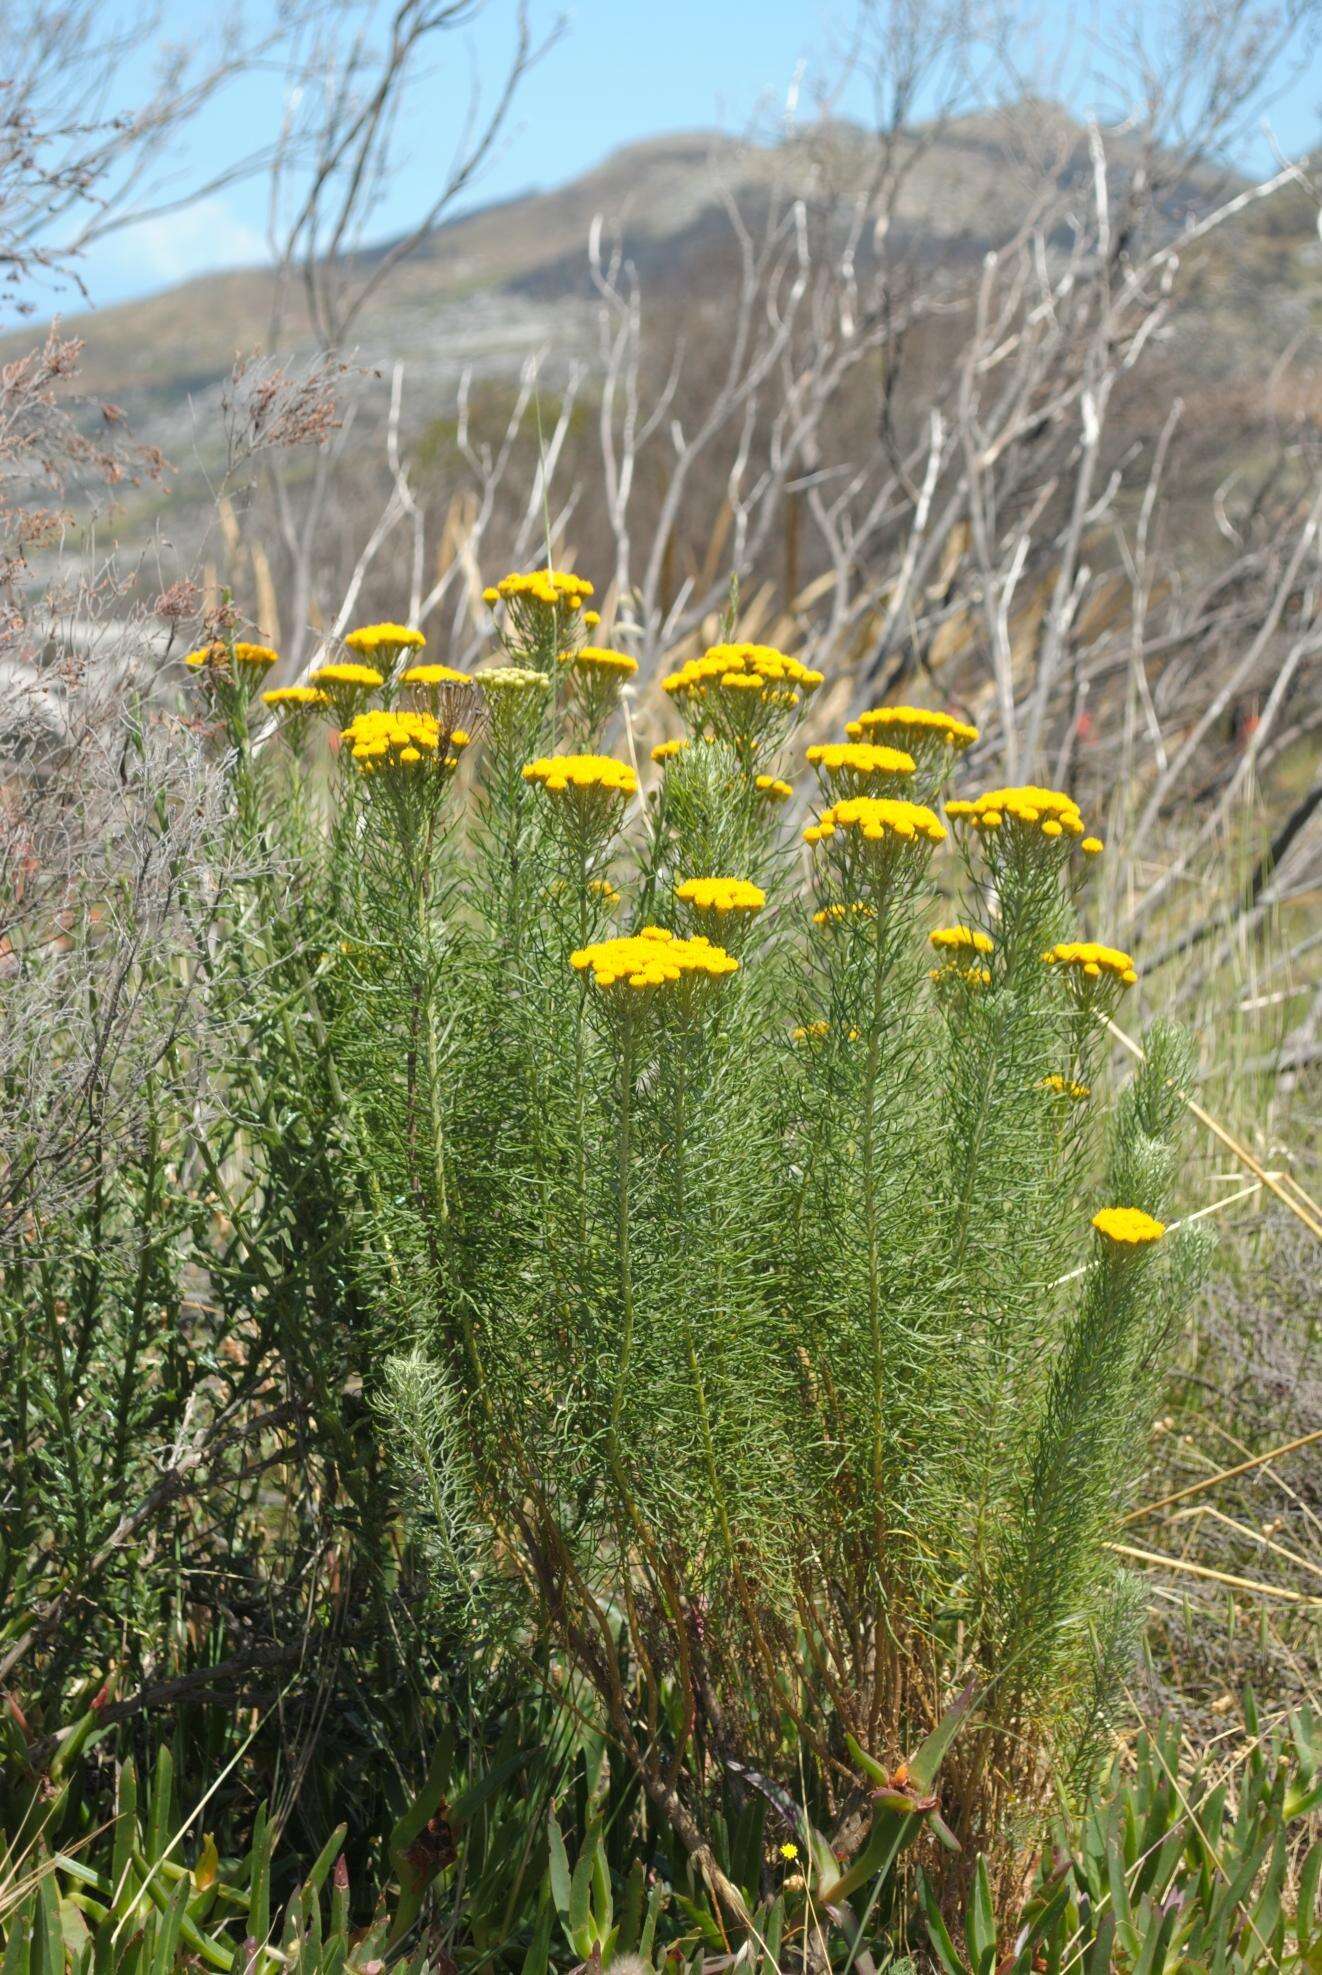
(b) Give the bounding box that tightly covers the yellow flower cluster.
[792,1019,860,1043]
[929,925,994,955]
[806,741,916,788]
[1040,1074,1092,1101]
[342,708,469,775]
[560,646,638,677]
[846,705,978,751]
[345,623,425,661]
[756,775,793,802]
[570,925,739,992]
[663,643,824,706]
[522,754,639,798]
[1044,941,1138,987]
[1092,1206,1165,1245]
[930,961,991,988]
[402,663,472,688]
[651,738,688,763]
[804,797,947,848]
[312,661,385,697]
[811,901,874,927]
[675,876,767,916]
[262,685,329,711]
[185,641,279,671]
[946,786,1087,841]
[484,570,594,611]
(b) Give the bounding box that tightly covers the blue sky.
[62,0,1322,312]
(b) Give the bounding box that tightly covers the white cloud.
[88,196,269,304]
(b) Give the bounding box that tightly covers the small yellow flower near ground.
[345,623,426,665]
[755,775,793,802]
[675,876,767,916]
[262,685,330,711]
[930,926,994,955]
[651,738,687,764]
[569,926,738,992]
[779,1843,799,1863]
[1040,1073,1092,1101]
[804,796,946,849]
[845,705,978,751]
[522,754,638,798]
[946,785,1088,843]
[1043,941,1138,987]
[1092,1206,1165,1245]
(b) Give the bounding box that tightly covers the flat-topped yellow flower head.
[675,876,767,917]
[523,753,638,846]
[846,706,978,760]
[185,639,278,681]
[342,708,469,778]
[311,661,385,712]
[570,925,739,995]
[946,786,1089,848]
[662,642,823,752]
[1092,1206,1165,1246]
[401,663,471,688]
[930,925,994,955]
[183,640,227,670]
[260,687,328,711]
[1044,940,1138,989]
[804,796,946,852]
[559,645,638,736]
[652,738,687,764]
[560,646,637,677]
[345,623,426,666]
[522,753,638,799]
[806,740,915,794]
[487,569,595,659]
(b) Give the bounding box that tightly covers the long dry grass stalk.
[1121,1427,1322,1526]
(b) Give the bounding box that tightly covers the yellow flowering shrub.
[195,578,1205,1914]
